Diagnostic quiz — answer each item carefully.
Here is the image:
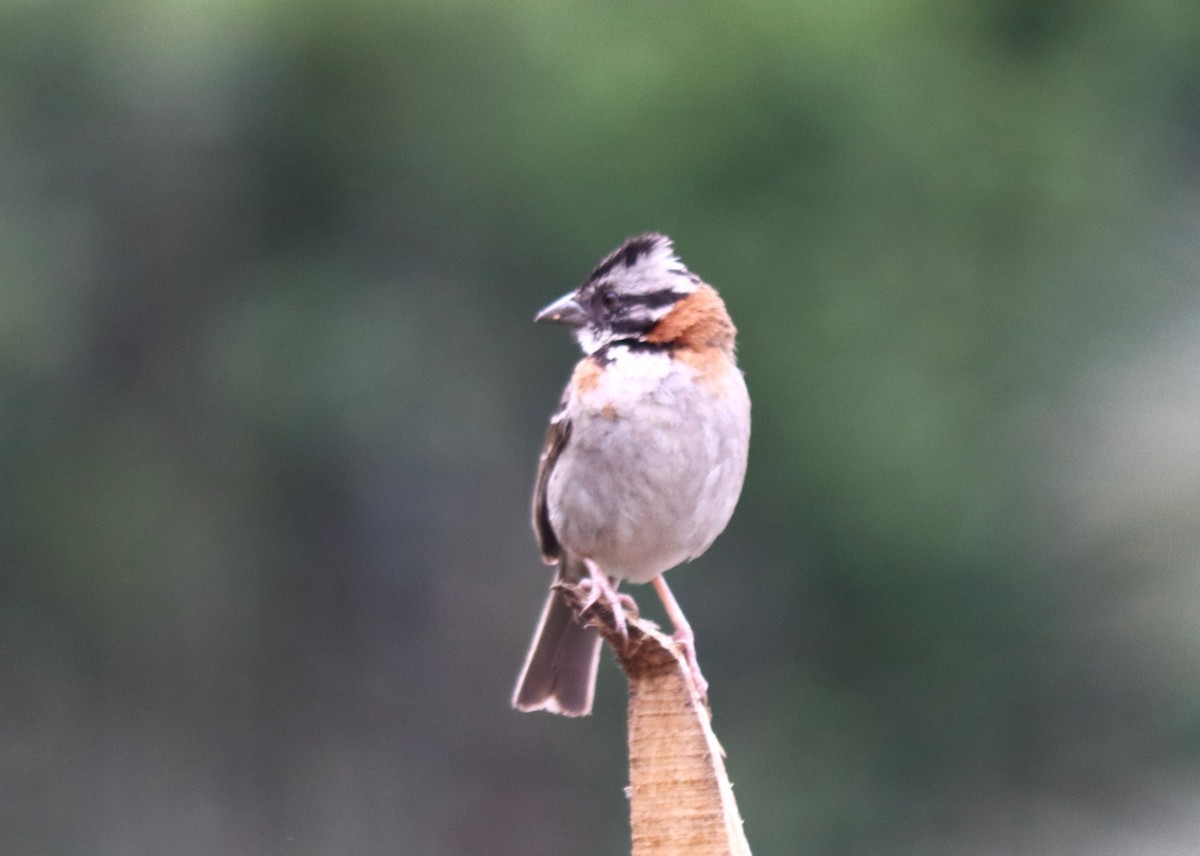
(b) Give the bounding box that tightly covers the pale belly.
[546,356,750,583]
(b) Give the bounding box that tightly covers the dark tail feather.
[512,574,602,717]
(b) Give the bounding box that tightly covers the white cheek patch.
[575,326,608,355]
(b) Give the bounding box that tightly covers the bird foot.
[576,559,630,641]
[672,628,709,701]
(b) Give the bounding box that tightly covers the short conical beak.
[534,292,587,327]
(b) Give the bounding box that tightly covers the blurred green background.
[4,1,1200,853]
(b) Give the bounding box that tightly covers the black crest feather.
[587,233,672,283]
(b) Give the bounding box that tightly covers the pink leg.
[651,575,708,699]
[578,559,629,639]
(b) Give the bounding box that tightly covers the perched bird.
[513,233,751,716]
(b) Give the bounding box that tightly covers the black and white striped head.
[534,233,701,354]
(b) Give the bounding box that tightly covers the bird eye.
[600,290,620,310]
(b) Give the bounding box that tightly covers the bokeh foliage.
[3,1,1200,853]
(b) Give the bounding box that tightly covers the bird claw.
[672,629,709,701]
[577,559,630,641]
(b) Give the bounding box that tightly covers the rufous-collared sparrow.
[513,233,751,716]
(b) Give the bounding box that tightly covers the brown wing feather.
[531,405,571,564]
